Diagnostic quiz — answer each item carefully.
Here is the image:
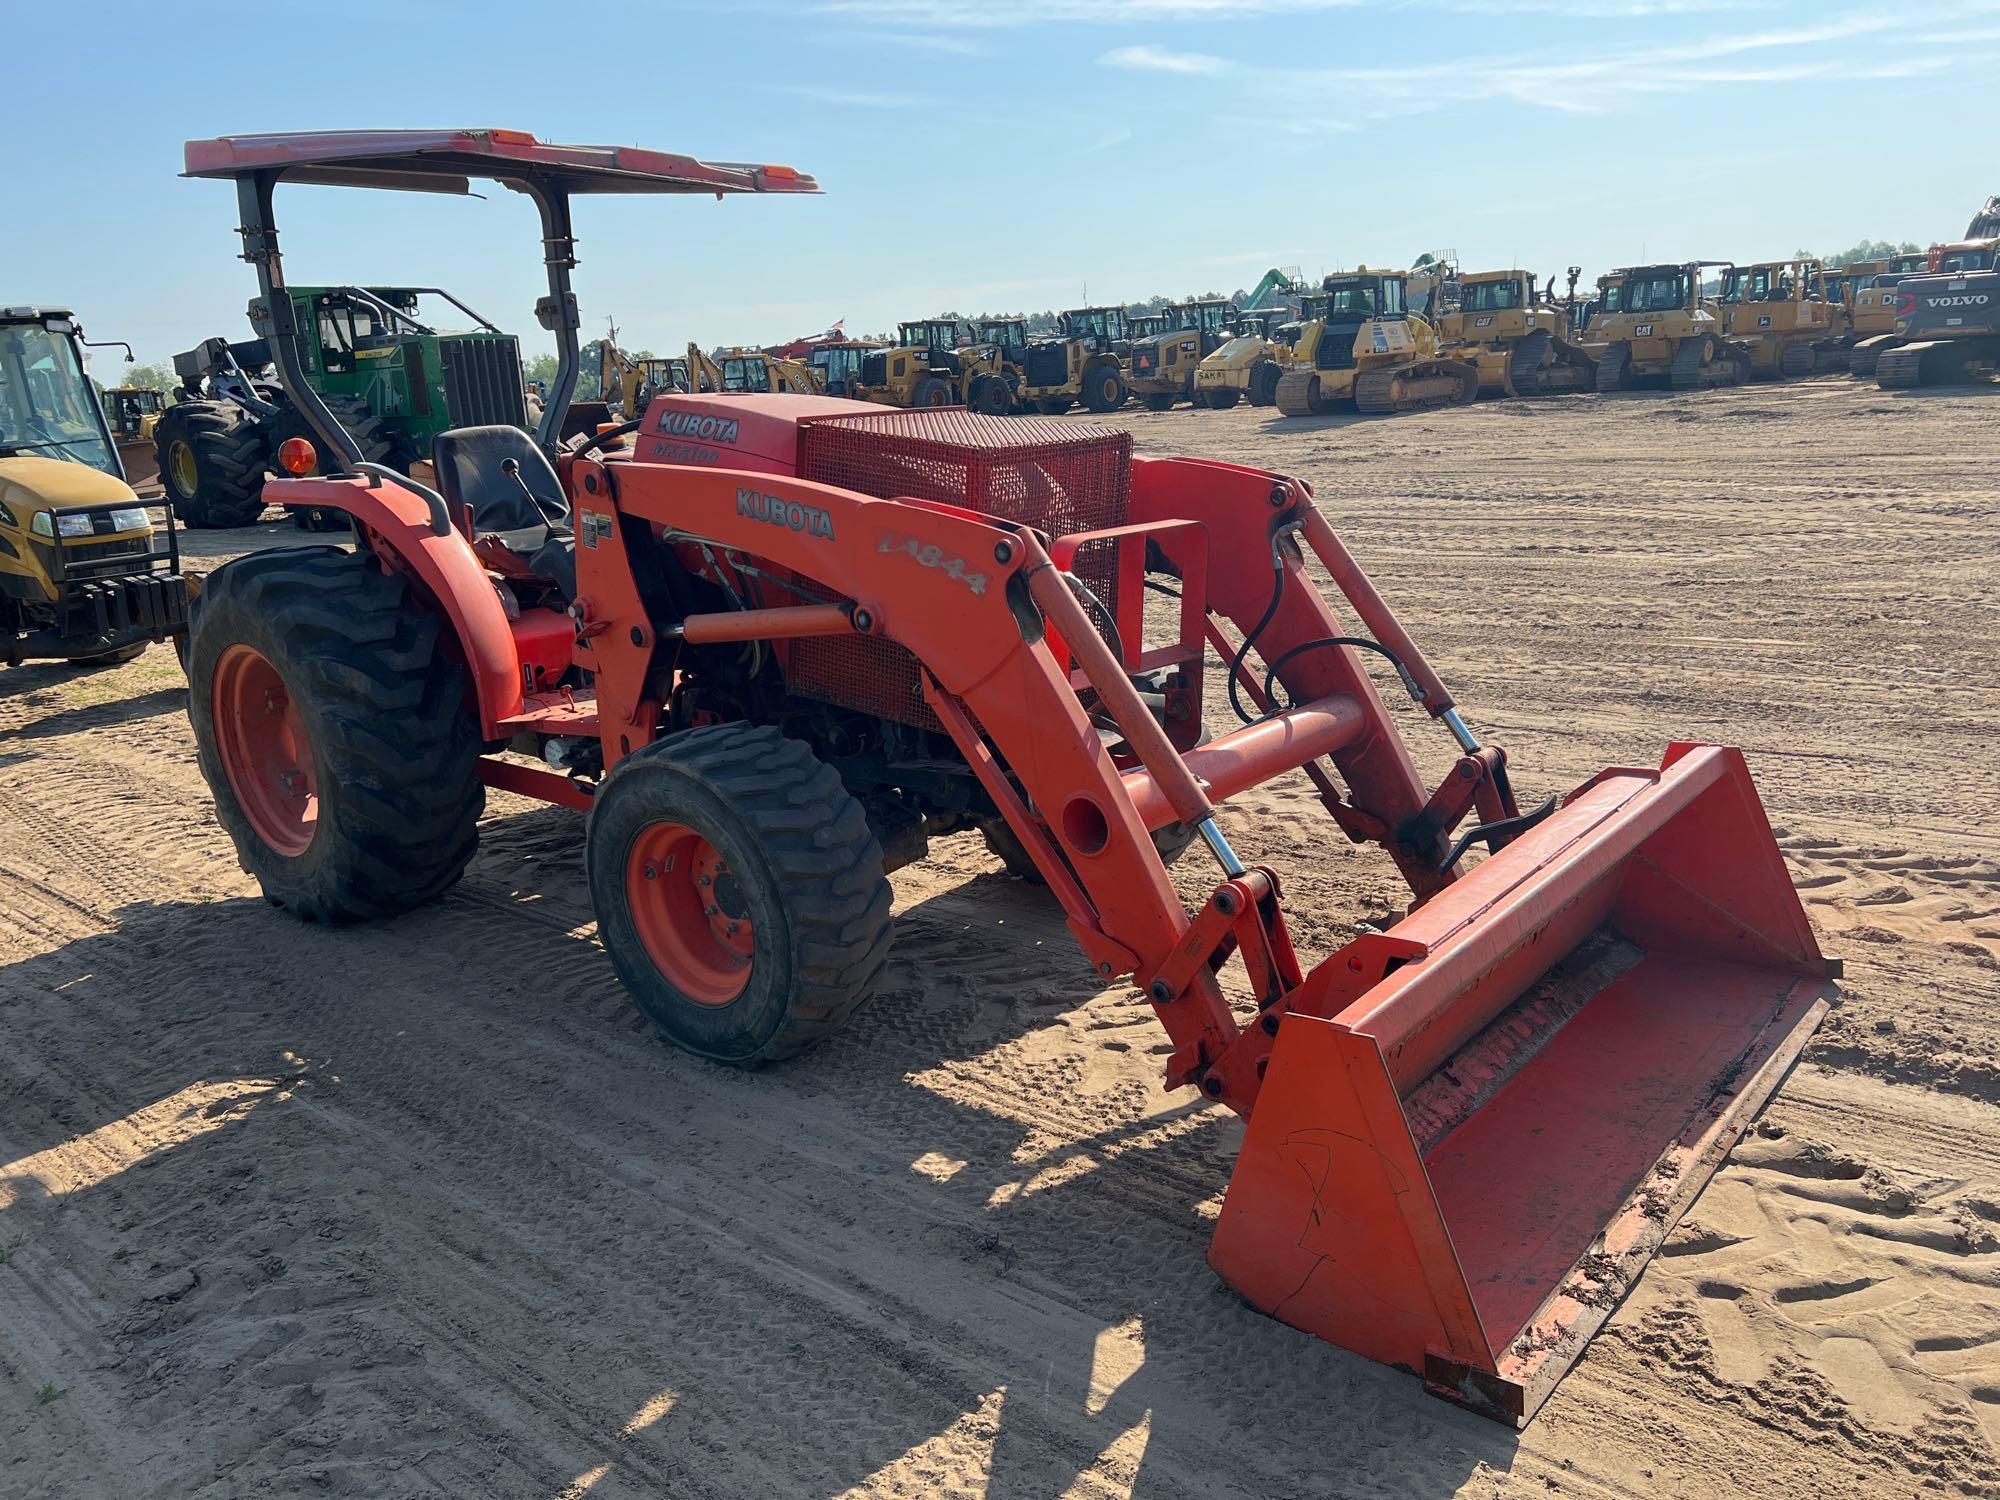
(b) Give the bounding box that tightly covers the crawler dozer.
[1,305,189,667]
[179,129,1836,1426]
[1591,262,1747,391]
[1876,236,2000,389]
[1191,309,1295,409]
[1436,270,1597,398]
[1274,271,1478,417]
[1128,299,1236,410]
[854,319,1011,413]
[1716,259,1842,378]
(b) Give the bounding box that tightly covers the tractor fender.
[263,474,525,734]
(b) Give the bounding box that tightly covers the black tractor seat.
[432,425,577,598]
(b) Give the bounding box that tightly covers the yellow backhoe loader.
[1274,271,1478,417]
[1,306,189,667]
[1437,270,1598,397]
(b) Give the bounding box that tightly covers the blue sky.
[12,0,1996,369]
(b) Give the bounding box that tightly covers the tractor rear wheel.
[155,400,270,529]
[187,547,483,922]
[587,723,893,1066]
[1082,365,1126,413]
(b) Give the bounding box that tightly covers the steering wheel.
[567,418,644,462]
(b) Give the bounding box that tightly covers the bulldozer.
[1,305,189,667]
[178,127,1835,1427]
[853,318,1011,413]
[1715,259,1843,378]
[1875,234,2000,389]
[159,286,533,526]
[1127,298,1237,410]
[1842,252,1933,377]
[1436,270,1598,398]
[1590,262,1747,391]
[1274,271,1478,417]
[1191,308,1296,408]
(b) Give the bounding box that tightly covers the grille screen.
[439,336,530,429]
[791,409,1133,726]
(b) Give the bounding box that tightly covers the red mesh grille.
[788,410,1134,726]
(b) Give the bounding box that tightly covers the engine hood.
[1,454,141,521]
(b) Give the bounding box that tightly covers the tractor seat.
[432,425,577,597]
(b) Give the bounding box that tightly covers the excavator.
[1274,271,1478,416]
[1876,232,2000,389]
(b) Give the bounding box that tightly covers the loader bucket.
[1208,743,1834,1425]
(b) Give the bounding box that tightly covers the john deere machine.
[1844,252,1933,377]
[1274,271,1478,416]
[853,319,1011,413]
[177,127,1836,1427]
[1876,234,2000,389]
[1715,259,1842,378]
[1,305,188,667]
[1436,270,1597,397]
[1128,299,1236,410]
[157,286,532,527]
[1191,308,1295,408]
[1590,262,1747,391]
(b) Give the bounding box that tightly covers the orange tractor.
[181,130,1836,1425]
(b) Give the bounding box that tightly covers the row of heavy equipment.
[4,127,1860,1435]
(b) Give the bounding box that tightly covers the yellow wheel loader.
[1192,309,1296,409]
[974,310,1129,415]
[1128,299,1237,410]
[853,319,1011,413]
[1,306,189,667]
[1590,262,1748,392]
[1274,272,1478,417]
[1716,259,1842,378]
[1437,270,1598,398]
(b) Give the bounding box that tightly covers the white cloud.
[784,85,935,108]
[1101,44,1233,73]
[1081,126,1137,152]
[855,28,987,53]
[814,0,1358,24]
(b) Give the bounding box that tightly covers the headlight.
[46,513,96,539]
[109,507,151,533]
[30,512,53,538]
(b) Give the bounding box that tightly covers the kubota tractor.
[180,129,1837,1427]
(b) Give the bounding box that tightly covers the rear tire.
[187,547,483,923]
[1082,365,1126,413]
[587,723,893,1065]
[155,400,269,529]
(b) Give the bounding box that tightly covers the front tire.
[155,400,269,528]
[187,547,483,922]
[587,723,893,1065]
[911,375,953,408]
[1082,365,1126,413]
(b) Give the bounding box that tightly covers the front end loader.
[1437,270,1597,398]
[178,130,1836,1427]
[853,319,1011,413]
[1274,271,1478,416]
[1591,262,1747,391]
[1128,298,1235,410]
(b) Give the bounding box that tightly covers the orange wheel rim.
[211,643,318,857]
[626,823,753,1006]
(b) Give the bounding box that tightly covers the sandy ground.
[3,376,1998,1498]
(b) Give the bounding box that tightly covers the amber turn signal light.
[278,437,317,475]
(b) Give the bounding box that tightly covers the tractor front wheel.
[187,547,483,922]
[587,723,893,1065]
